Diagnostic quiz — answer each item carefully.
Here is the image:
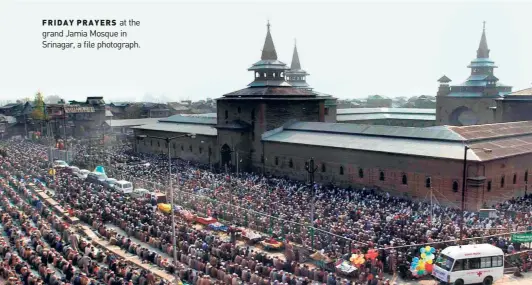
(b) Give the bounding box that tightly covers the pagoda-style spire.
[291,39,301,70]
[477,21,490,58]
[261,21,278,60]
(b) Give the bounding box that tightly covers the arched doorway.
[220,144,232,167]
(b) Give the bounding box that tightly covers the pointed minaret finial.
[477,21,490,58]
[261,20,277,60]
[290,40,301,70]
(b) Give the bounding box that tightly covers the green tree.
[31,91,48,121]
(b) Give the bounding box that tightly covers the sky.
[0,0,531,103]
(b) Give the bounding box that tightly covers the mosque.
[133,22,532,210]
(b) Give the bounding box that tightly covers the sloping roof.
[262,121,532,161]
[337,113,435,122]
[507,87,532,96]
[105,110,113,117]
[106,118,160,127]
[181,113,217,118]
[337,108,435,115]
[159,115,216,125]
[284,122,465,141]
[223,86,316,98]
[448,121,532,141]
[132,122,217,136]
[262,130,475,161]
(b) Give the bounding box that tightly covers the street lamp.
[136,132,196,284]
[460,145,492,244]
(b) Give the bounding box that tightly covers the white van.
[432,244,504,285]
[114,180,133,194]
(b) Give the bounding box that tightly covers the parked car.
[103,178,118,189]
[86,172,108,184]
[114,180,133,194]
[131,188,154,199]
[76,169,91,179]
[53,160,69,168]
[64,166,80,174]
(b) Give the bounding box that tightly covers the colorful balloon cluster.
[411,246,436,277]
[365,249,379,260]
[349,254,365,267]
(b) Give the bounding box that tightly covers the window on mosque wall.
[339,166,344,175]
[359,168,364,178]
[452,181,459,192]
[500,176,505,188]
[255,72,259,78]
[150,140,153,146]
[426,177,432,188]
[181,145,184,151]
[189,145,192,152]
[275,157,279,166]
[199,147,203,154]
[273,72,276,77]
[157,141,160,147]
[525,170,529,182]
[513,174,517,184]
[263,73,266,77]
[224,110,228,120]
[487,180,492,192]
[379,171,385,181]
[280,72,284,77]
[289,159,293,168]
[324,108,329,115]
[402,174,407,185]
[321,163,326,173]
[237,107,241,114]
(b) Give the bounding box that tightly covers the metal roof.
[131,122,217,136]
[248,80,292,87]
[337,108,435,115]
[507,87,532,96]
[286,81,310,88]
[448,121,532,141]
[262,130,478,161]
[159,115,216,125]
[181,113,217,118]
[223,86,316,97]
[106,118,160,127]
[284,122,465,141]
[337,113,435,121]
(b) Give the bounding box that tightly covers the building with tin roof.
[133,22,531,210]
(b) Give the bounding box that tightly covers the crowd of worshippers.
[1,138,532,284]
[0,171,170,285]
[72,140,531,253]
[4,139,405,284]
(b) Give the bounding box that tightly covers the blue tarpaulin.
[94,166,105,174]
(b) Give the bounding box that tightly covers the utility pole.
[305,157,319,249]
